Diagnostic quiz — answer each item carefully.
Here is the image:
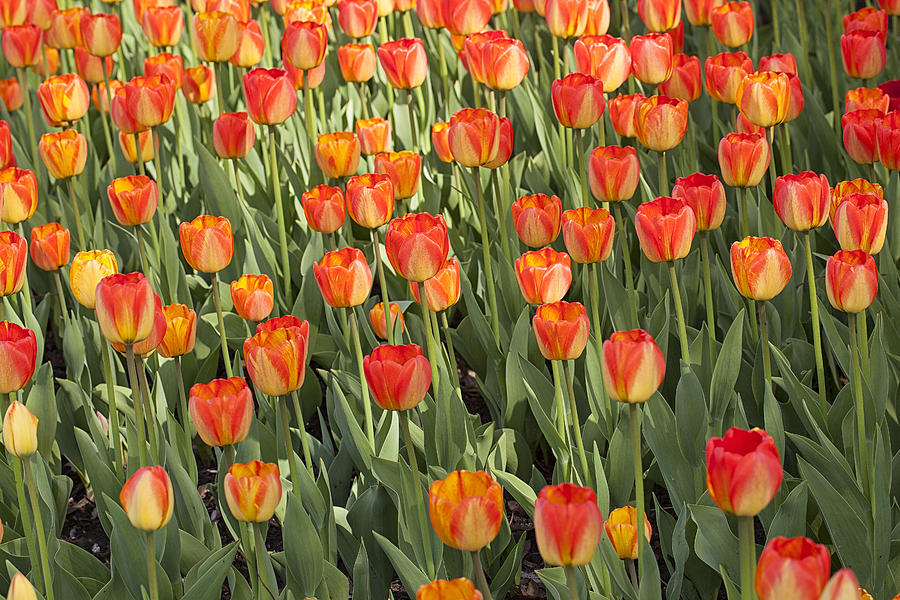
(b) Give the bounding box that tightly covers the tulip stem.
[347,309,375,449]
[824,0,842,137]
[52,269,68,328]
[304,79,316,150]
[371,229,395,345]
[757,301,772,385]
[231,160,247,207]
[135,132,146,176]
[23,459,54,600]
[399,409,436,579]
[628,560,639,595]
[136,226,150,275]
[700,233,717,361]
[657,151,668,196]
[588,263,603,357]
[440,312,461,391]
[858,309,869,379]
[574,129,589,208]
[67,178,87,250]
[618,0,630,39]
[151,128,166,211]
[137,357,160,465]
[254,524,270,600]
[766,127,777,200]
[473,168,501,345]
[417,283,442,395]
[849,312,871,499]
[290,390,314,476]
[551,360,571,478]
[13,459,40,593]
[563,360,591,488]
[16,69,39,188]
[278,396,302,497]
[472,551,493,600]
[211,273,234,378]
[268,127,292,299]
[739,187,750,238]
[238,522,260,600]
[802,231,827,410]
[437,34,450,117]
[126,344,149,467]
[738,516,755,600]
[101,67,119,174]
[777,125,791,174]
[406,90,417,152]
[612,202,639,328]
[217,61,228,115]
[103,341,124,477]
[667,262,691,367]
[490,170,512,265]
[629,403,645,579]
[145,532,159,600]
[174,356,191,437]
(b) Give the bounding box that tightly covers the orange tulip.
[69,249,118,308]
[841,30,887,80]
[142,5,185,47]
[629,32,673,85]
[878,0,900,14]
[876,110,900,170]
[181,65,216,104]
[230,274,274,321]
[514,247,572,304]
[282,19,327,70]
[193,11,241,62]
[534,483,602,566]
[544,0,587,38]
[704,51,753,104]
[158,303,197,358]
[730,236,792,300]
[561,207,615,263]
[464,30,510,85]
[39,129,87,179]
[1,24,42,67]
[224,461,282,522]
[409,257,461,312]
[634,196,696,263]
[415,0,442,28]
[843,6,888,37]
[831,179,883,222]
[533,301,589,360]
[772,171,830,232]
[285,58,326,90]
[587,146,638,204]
[832,192,888,255]
[119,130,156,164]
[637,0,680,32]
[243,67,296,125]
[122,74,177,128]
[633,95,689,151]
[755,537,830,600]
[213,111,256,159]
[710,1,753,47]
[27,0,57,29]
[74,47,115,84]
[758,52,797,76]
[428,470,503,551]
[782,73,804,123]
[120,466,175,531]
[0,167,36,224]
[440,0,491,35]
[605,506,652,560]
[718,132,770,187]
[0,0,25,26]
[511,193,562,248]
[0,122,11,171]
[480,37,530,91]
[283,0,331,25]
[144,52,183,89]
[706,427,783,516]
[107,175,158,226]
[0,79,22,112]
[377,37,427,89]
[37,73,90,127]
[375,151,421,200]
[672,173,726,232]
[573,34,630,93]
[384,212,450,282]
[94,272,158,344]
[302,184,345,234]
[842,109,881,165]
[608,93,645,138]
[80,12,122,56]
[659,53,701,102]
[0,230,25,297]
[826,250,878,314]
[313,247,373,307]
[736,111,765,135]
[736,71,790,128]
[431,122,454,162]
[0,323,36,395]
[448,108,500,167]
[819,571,862,600]
[551,72,605,129]
[112,298,165,357]
[601,328,665,402]
[684,0,724,25]
[482,117,512,169]
[356,117,391,155]
[369,302,404,339]
[363,343,432,409]
[179,215,233,273]
[338,0,377,37]
[845,86,889,114]
[338,42,377,82]
[93,78,121,112]
[315,132,361,178]
[229,19,264,68]
[29,223,69,271]
[189,377,254,446]
[346,173,394,228]
[197,0,251,20]
[417,579,483,600]
[45,7,87,49]
[111,87,146,135]
[243,320,309,396]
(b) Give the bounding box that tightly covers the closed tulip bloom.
[181,65,216,104]
[0,230,25,296]
[224,461,282,522]
[410,257,461,311]
[242,67,296,125]
[876,110,900,169]
[605,506,652,560]
[534,483,602,566]
[123,74,177,128]
[704,51,753,104]
[107,175,158,226]
[38,74,90,127]
[316,131,361,178]
[229,19,264,68]
[0,122,11,171]
[94,272,157,344]
[313,247,373,307]
[440,0,491,35]
[465,31,513,86]
[30,223,69,271]
[189,377,254,446]
[634,196,696,262]
[0,322,35,394]
[200,0,251,21]
[283,0,331,25]
[781,73,805,123]
[826,250,878,313]
[417,579,483,600]
[755,537,830,600]
[710,1,753,47]
[69,249,118,308]
[730,236,792,300]
[544,0,587,38]
[213,112,255,159]
[179,215,233,273]
[843,6,888,37]
[448,108,500,167]
[736,71,790,128]
[630,32,673,85]
[0,79,22,112]
[80,12,122,56]
[634,95,689,151]
[718,132,770,187]
[415,0,442,28]
[842,109,881,164]
[819,570,861,600]
[375,151,421,199]
[338,43,377,82]
[3,401,37,457]
[511,193,562,247]
[74,47,115,84]
[574,35,630,92]
[431,122,454,162]
[346,173,394,227]
[608,93,645,137]
[480,37,530,91]
[846,87,889,115]
[113,298,166,358]
[705,427,782,516]
[428,470,503,551]
[841,30,886,80]
[45,8,86,49]
[119,130,156,164]
[243,321,309,396]
[551,73,605,129]
[601,329,665,402]
[1,24,42,67]
[363,343,432,409]
[736,112,765,135]
[111,87,146,135]
[378,38,427,89]
[772,171,830,232]
[684,0,724,25]
[369,302,404,339]
[637,0,681,32]
[281,20,327,70]
[831,179,883,222]
[256,315,306,335]
[356,117,391,155]
[385,212,450,281]
[0,0,24,26]
[142,5,185,47]
[672,173,726,231]
[230,274,274,321]
[302,184,345,233]
[145,53,183,89]
[193,11,241,61]
[0,167,37,224]
[120,466,175,531]
[7,574,38,600]
[27,0,57,29]
[533,301,589,360]
[561,207,615,263]
[758,52,797,76]
[832,192,888,255]
[879,0,900,14]
[284,54,326,90]
[514,247,572,304]
[659,53,701,102]
[158,303,197,357]
[338,0,377,37]
[482,117,513,169]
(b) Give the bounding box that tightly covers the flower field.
[0,0,898,598]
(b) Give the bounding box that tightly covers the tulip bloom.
[189,377,254,446]
[80,12,122,57]
[831,179,883,222]
[844,6,888,37]
[705,427,782,516]
[338,0,377,37]
[684,0,725,25]
[755,537,830,600]
[243,68,296,125]
[772,172,830,232]
[1,24,42,68]
[229,19,264,68]
[826,250,878,314]
[672,173,726,231]
[511,194,562,248]
[313,247,373,307]
[346,173,394,228]
[37,73,90,127]
[514,248,572,304]
[356,117,391,155]
[410,258,461,312]
[0,0,25,26]
[551,73,605,129]
[369,302,404,339]
[281,20,327,70]
[0,322,36,394]
[842,30,887,80]
[94,272,158,344]
[142,5,185,47]
[846,86,889,114]
[74,48,115,84]
[604,506,652,560]
[842,109,881,165]
[634,196,696,263]
[158,303,197,358]
[736,71,790,128]
[876,110,900,170]
[181,65,216,104]
[7,574,37,600]
[659,53,702,102]
[480,37,530,91]
[0,231,25,296]
[428,470,503,551]
[120,131,155,164]
[69,249,118,309]
[315,132,361,178]
[832,193,888,255]
[448,108,500,167]
[46,7,87,49]
[463,31,509,85]
[630,32,674,85]
[123,75,177,129]
[601,329,665,403]
[587,146,639,204]
[637,0,681,32]
[363,343,432,410]
[730,236,792,301]
[573,35,631,93]
[710,1,753,47]
[561,207,615,264]
[302,184,345,234]
[193,11,241,62]
[384,212,450,282]
[482,117,513,169]
[145,53,184,89]
[338,43,378,82]
[230,274,274,321]
[213,112,256,159]
[440,0,491,35]
[120,466,175,531]
[718,132,770,187]
[533,301,589,360]
[377,38,427,89]
[107,175,158,227]
[29,223,69,271]
[431,122,454,162]
[179,215,233,273]
[417,579,483,600]
[243,321,309,396]
[3,401,38,457]
[0,167,36,224]
[634,95,689,152]
[224,461,282,522]
[375,151,421,200]
[534,483,602,567]
[416,0,443,28]
[544,0,587,38]
[608,94,645,137]
[0,79,22,112]
[704,51,754,105]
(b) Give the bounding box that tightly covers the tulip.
[780,73,805,123]
[119,130,156,164]
[417,579,483,600]
[841,30,886,80]
[224,461,282,522]
[193,11,241,62]
[771,171,830,232]
[448,108,500,167]
[315,132,361,178]
[45,8,86,49]
[684,0,724,25]
[1,24,42,68]
[544,0,587,38]
[111,87,145,135]
[80,12,122,56]
[7,574,37,600]
[735,112,764,135]
[736,71,790,128]
[428,470,503,551]
[826,250,878,314]
[846,87,889,114]
[415,0,443,28]
[283,1,331,25]
[604,506,652,560]
[384,212,450,281]
[34,46,60,78]
[635,0,677,33]
[302,184,345,234]
[480,37,530,91]
[514,247,572,304]
[189,377,254,446]
[482,117,513,169]
[142,5,185,47]
[113,299,166,357]
[710,1,753,47]
[37,73,90,127]
[29,223,69,271]
[758,53,797,76]
[718,132,770,187]
[561,207,615,264]
[633,95,689,152]
[820,570,861,600]
[144,52,183,89]
[285,59,327,91]
[608,93,645,138]
[243,321,309,396]
[440,0,491,35]
[3,401,38,457]
[465,31,511,85]
[551,73,605,129]
[69,249,118,308]
[338,0,377,37]
[313,247,373,307]
[94,272,157,344]
[831,179,883,222]
[122,74,177,129]
[230,19,264,68]
[601,329,665,403]
[659,53,702,102]
[843,6,888,37]
[369,302,404,339]
[355,117,391,155]
[213,112,256,159]
[281,20,327,70]
[511,193,562,247]
[879,0,900,14]
[0,79,22,112]
[345,173,394,228]
[832,192,888,255]
[409,258,461,312]
[0,0,24,26]
[630,32,674,85]
[158,303,197,358]
[375,151,421,199]
[875,109,900,170]
[705,427,782,516]
[672,173,726,231]
[573,34,630,93]
[200,0,251,20]
[120,466,175,531]
[0,322,36,394]
[243,68,296,125]
[533,301,589,360]
[107,175,158,226]
[363,343,432,410]
[730,236,792,300]
[338,43,377,82]
[0,167,37,224]
[230,274,274,321]
[704,51,754,104]
[179,215,233,273]
[73,47,115,84]
[377,38,427,89]
[0,231,25,296]
[842,109,881,165]
[754,537,830,600]
[181,65,216,104]
[431,122,454,162]
[634,196,696,263]
[533,483,602,566]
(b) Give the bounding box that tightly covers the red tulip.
[313,247,373,307]
[551,72,605,129]
[94,272,158,344]
[0,321,36,394]
[573,34,631,93]
[710,1,753,47]
[1,24,42,68]
[608,93,645,138]
[243,320,309,396]
[189,376,254,446]
[634,196,696,262]
[213,112,256,159]
[338,43,377,82]
[375,151,421,199]
[80,12,122,57]
[755,537,830,600]
[705,427,783,516]
[409,258,461,312]
[630,32,673,85]
[832,192,888,255]
[633,95,689,152]
[0,167,37,224]
[730,236,792,300]
[338,0,377,38]
[178,215,234,273]
[142,5,185,47]
[841,30,886,80]
[440,0,491,35]
[369,302,404,339]
[315,132,361,178]
[346,173,394,228]
[243,67,296,125]
[29,223,69,271]
[363,343,432,410]
[704,51,754,104]
[671,173,726,231]
[658,53,701,102]
[533,301,589,360]
[601,329,665,403]
[302,184,346,234]
[533,483,602,566]
[718,132,770,187]
[826,249,878,313]
[448,108,500,168]
[107,175,159,226]
[377,37,427,89]
[561,207,615,263]
[230,274,274,321]
[144,52,184,89]
[384,212,450,282]
[282,19,327,70]
[772,171,830,231]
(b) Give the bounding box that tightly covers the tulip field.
[3,0,900,598]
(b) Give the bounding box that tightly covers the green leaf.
[284,493,324,597]
[373,532,429,594]
[181,543,238,600]
[675,367,708,468]
[709,311,744,427]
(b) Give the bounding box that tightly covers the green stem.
[145,531,158,600]
[67,178,87,250]
[268,127,292,298]
[771,0,780,47]
[618,0,630,39]
[738,516,755,600]
[259,4,272,66]
[767,127,777,199]
[348,309,375,449]
[232,159,246,206]
[700,233,717,361]
[658,151,668,196]
[101,68,118,173]
[849,312,870,496]
[239,522,260,600]
[823,1,840,134]
[802,232,826,410]
[472,551,493,600]
[304,80,315,152]
[758,301,772,385]
[417,283,441,395]
[135,132,146,175]
[474,169,501,345]
[565,566,579,600]
[102,341,124,477]
[290,390,314,476]
[859,309,870,379]
[23,459,54,600]
[551,360,571,478]
[13,460,39,594]
[612,202,639,328]
[441,312,461,392]
[575,129,589,207]
[136,225,150,275]
[563,360,591,487]
[175,355,190,436]
[253,523,268,600]
[777,124,791,175]
[52,269,67,330]
[628,560,639,595]
[711,96,719,148]
[739,187,750,238]
[211,273,233,377]
[16,69,39,189]
[137,357,160,465]
[399,410,435,578]
[667,262,691,366]
[126,345,149,467]
[490,170,512,265]
[588,264,604,357]
[278,395,302,497]
[629,403,645,578]
[406,89,417,152]
[357,82,369,120]
[217,61,228,114]
[151,128,165,211]
[371,229,395,345]
[438,33,450,117]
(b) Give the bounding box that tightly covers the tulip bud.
[831,179,883,222]
[315,132,361,178]
[377,37,428,89]
[605,506,652,560]
[659,53,702,102]
[302,184,346,234]
[356,117,392,155]
[772,171,830,232]
[363,343,432,410]
[0,231,26,296]
[846,86,889,114]
[107,175,158,226]
[282,20,327,70]
[193,11,241,62]
[7,574,37,600]
[230,274,275,321]
[737,71,791,128]
[551,72,605,129]
[284,56,326,90]
[158,303,197,358]
[384,212,450,282]
[0,167,37,224]
[179,215,234,273]
[119,130,156,164]
[224,461,282,522]
[338,43,377,82]
[243,321,309,396]
[711,1,753,47]
[375,151,421,200]
[74,47,115,85]
[705,51,754,105]
[534,483,602,566]
[672,173,726,231]
[601,329,665,403]
[122,74,177,129]
[95,272,158,344]
[417,579,483,600]
[875,109,900,170]
[730,236,792,301]
[634,204,699,270]
[755,537,830,600]
[482,117,513,169]
[544,0,587,38]
[705,427,782,516]
[338,0,377,38]
[1,24,43,68]
[842,30,887,81]
[440,0,491,35]
[39,129,87,180]
[46,8,87,49]
[832,192,888,255]
[718,132,770,188]
[826,249,878,314]
[573,34,631,93]
[69,249,118,308]
[313,247,373,307]
[0,79,22,112]
[346,173,395,228]
[637,0,681,32]
[842,109,881,165]
[428,470,503,551]
[448,108,501,167]
[243,67,296,125]
[511,193,562,248]
[29,223,70,271]
[819,570,861,600]
[142,5,185,47]
[630,32,673,85]
[514,247,572,304]
[120,466,175,531]
[189,377,254,446]
[561,207,615,263]
[369,302,404,339]
[144,52,183,89]
[409,258,461,312]
[230,19,265,68]
[533,301,589,360]
[80,12,122,57]
[213,112,256,159]
[633,95,689,152]
[588,145,640,202]
[0,322,36,394]
[431,122,454,162]
[181,65,216,104]
[480,37,530,91]
[37,73,90,127]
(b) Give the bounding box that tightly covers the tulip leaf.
[674,366,707,469]
[490,469,537,519]
[373,532,429,595]
[284,493,324,598]
[25,363,57,461]
[181,542,238,600]
[689,504,739,581]
[195,142,242,234]
[709,310,744,428]
[767,482,808,540]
